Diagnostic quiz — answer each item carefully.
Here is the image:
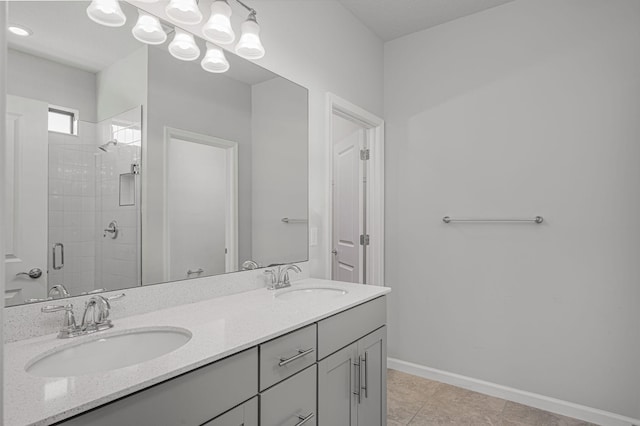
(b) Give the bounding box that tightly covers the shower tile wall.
[48,121,97,295]
[95,107,141,291]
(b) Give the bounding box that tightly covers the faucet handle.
[41,304,73,313]
[106,293,125,301]
[42,304,79,337]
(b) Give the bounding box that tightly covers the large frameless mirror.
[4,1,308,306]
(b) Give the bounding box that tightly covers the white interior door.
[5,95,49,305]
[167,136,234,280]
[332,130,364,283]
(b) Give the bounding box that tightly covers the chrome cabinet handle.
[353,356,361,403]
[16,268,43,279]
[361,352,368,398]
[52,243,64,270]
[294,412,314,426]
[278,348,314,367]
[187,268,204,276]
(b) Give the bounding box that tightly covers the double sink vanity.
[5,278,390,425]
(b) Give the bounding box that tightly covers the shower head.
[98,140,118,152]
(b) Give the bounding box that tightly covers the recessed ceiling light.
[8,25,32,37]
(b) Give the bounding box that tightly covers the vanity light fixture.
[8,25,32,37]
[168,28,201,61]
[86,0,127,27]
[202,0,235,45]
[235,10,265,60]
[165,0,203,25]
[132,11,167,45]
[201,42,230,73]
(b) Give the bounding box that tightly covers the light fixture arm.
[231,0,257,18]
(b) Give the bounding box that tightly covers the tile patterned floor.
[387,369,598,426]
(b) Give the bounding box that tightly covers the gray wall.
[251,77,308,266]
[7,49,97,122]
[144,45,252,285]
[384,0,640,419]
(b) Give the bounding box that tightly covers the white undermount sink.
[25,327,192,377]
[275,286,348,301]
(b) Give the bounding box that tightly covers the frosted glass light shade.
[86,0,126,27]
[202,1,235,45]
[168,28,200,61]
[235,18,265,60]
[165,0,203,25]
[201,43,230,73]
[132,12,167,45]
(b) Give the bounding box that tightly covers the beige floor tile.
[501,402,597,426]
[387,370,597,426]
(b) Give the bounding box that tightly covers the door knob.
[16,268,43,279]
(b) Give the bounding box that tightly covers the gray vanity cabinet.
[55,348,258,426]
[203,396,258,426]
[260,364,317,426]
[52,296,387,426]
[317,342,359,425]
[318,326,387,426]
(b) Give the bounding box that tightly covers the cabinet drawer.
[317,296,386,360]
[260,365,317,426]
[57,348,258,426]
[260,324,317,391]
[203,396,258,426]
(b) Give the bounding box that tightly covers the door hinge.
[360,234,370,246]
[360,149,370,161]
[131,163,140,175]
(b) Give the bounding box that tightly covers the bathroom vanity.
[4,279,389,426]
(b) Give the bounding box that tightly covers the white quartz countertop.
[4,279,390,426]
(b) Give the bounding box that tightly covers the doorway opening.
[164,127,238,281]
[327,94,384,285]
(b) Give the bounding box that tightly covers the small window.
[48,106,78,135]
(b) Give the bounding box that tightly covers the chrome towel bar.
[443,216,543,224]
[281,218,308,224]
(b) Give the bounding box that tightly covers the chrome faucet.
[242,260,260,270]
[48,284,70,299]
[42,293,125,339]
[264,264,302,290]
[81,295,113,332]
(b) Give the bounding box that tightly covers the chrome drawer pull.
[353,356,361,404]
[361,352,368,398]
[294,412,314,426]
[278,348,314,367]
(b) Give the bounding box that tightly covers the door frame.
[163,127,239,277]
[326,93,384,286]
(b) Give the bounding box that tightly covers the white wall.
[96,46,147,122]
[132,0,384,278]
[251,77,308,266]
[384,0,640,419]
[7,49,97,122]
[144,45,253,285]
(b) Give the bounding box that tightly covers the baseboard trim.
[387,358,639,426]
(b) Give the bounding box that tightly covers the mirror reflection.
[5,1,308,307]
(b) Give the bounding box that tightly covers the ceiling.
[337,0,516,41]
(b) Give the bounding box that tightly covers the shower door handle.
[53,243,64,270]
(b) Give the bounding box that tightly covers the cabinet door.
[357,326,387,426]
[261,365,317,426]
[317,342,358,426]
[203,396,258,426]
